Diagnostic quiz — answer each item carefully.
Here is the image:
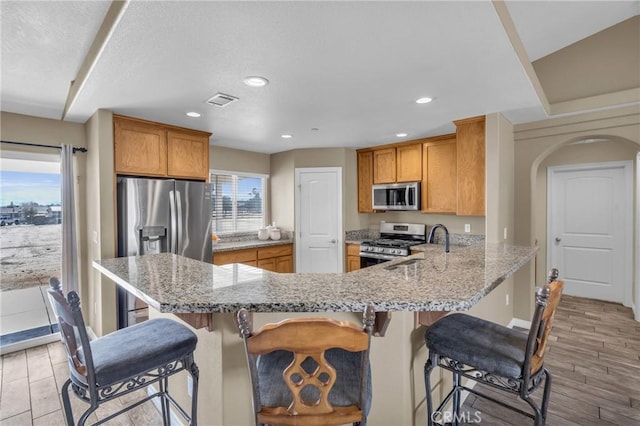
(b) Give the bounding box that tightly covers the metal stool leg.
[424,354,436,426]
[539,368,553,425]
[61,379,75,426]
[451,371,462,426]
[190,360,199,426]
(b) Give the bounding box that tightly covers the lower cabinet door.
[275,255,293,273]
[257,258,277,272]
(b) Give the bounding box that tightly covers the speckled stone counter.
[93,243,537,314]
[212,238,293,252]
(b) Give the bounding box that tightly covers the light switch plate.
[464,224,471,233]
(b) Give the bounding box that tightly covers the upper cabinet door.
[373,148,397,183]
[167,131,210,180]
[422,138,457,214]
[455,116,485,216]
[396,144,422,182]
[357,151,374,213]
[114,117,168,176]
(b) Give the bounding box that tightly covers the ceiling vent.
[206,93,239,107]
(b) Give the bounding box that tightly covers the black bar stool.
[48,277,200,425]
[424,269,564,426]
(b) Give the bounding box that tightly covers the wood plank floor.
[0,295,638,425]
[0,340,162,425]
[460,295,640,425]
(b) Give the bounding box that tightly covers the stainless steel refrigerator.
[117,176,212,328]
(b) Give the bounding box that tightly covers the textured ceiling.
[1,1,638,154]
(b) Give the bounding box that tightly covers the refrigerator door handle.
[176,190,184,254]
[169,190,178,254]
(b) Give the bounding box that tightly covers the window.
[210,170,267,235]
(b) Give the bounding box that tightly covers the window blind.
[210,171,266,235]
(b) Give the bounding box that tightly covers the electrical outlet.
[503,227,508,240]
[187,376,193,397]
[464,224,471,233]
[92,230,98,244]
[505,294,510,306]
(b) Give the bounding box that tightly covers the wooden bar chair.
[47,277,200,426]
[424,269,564,426]
[236,306,376,426]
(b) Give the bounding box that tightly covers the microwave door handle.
[405,186,410,205]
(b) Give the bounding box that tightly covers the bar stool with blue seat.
[47,277,200,426]
[424,269,563,426]
[236,306,375,426]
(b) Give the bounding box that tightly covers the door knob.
[330,239,337,244]
[555,237,562,242]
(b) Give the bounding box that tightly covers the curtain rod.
[1,140,87,153]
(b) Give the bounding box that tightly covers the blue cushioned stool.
[48,277,199,426]
[236,306,375,426]
[424,270,563,426]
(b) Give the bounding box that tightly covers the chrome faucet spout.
[428,224,450,253]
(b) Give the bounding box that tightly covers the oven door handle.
[359,252,402,261]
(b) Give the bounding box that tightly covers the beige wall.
[269,147,369,234]
[514,105,640,319]
[85,109,118,335]
[210,145,270,175]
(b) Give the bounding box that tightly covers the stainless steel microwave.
[372,182,420,211]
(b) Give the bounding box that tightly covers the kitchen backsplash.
[345,228,484,246]
[217,230,293,243]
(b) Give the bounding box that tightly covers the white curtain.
[61,145,79,293]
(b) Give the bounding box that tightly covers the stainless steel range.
[359,222,427,268]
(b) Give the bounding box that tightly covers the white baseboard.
[507,318,532,330]
[147,384,184,426]
[0,332,61,356]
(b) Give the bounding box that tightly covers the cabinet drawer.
[213,248,257,265]
[346,244,361,256]
[258,244,293,259]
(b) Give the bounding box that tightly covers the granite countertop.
[213,238,294,252]
[93,243,537,314]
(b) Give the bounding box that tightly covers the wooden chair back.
[237,307,375,426]
[525,269,564,377]
[47,278,96,386]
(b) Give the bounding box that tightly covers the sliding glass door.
[0,155,61,352]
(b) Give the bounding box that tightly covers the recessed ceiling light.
[186,111,201,118]
[416,97,433,104]
[281,134,293,139]
[396,133,408,137]
[243,76,269,87]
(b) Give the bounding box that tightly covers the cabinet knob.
[330,239,337,244]
[555,237,562,242]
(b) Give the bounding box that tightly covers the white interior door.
[295,168,342,273]
[548,161,632,303]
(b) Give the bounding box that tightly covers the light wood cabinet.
[371,144,421,184]
[114,118,168,177]
[422,137,457,214]
[373,148,396,183]
[396,144,422,182]
[346,243,361,272]
[455,116,485,216]
[114,115,211,181]
[213,243,294,273]
[357,151,374,213]
[212,248,257,266]
[167,131,210,180]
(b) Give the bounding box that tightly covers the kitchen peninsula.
[93,242,537,425]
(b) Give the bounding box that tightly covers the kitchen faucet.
[427,224,450,253]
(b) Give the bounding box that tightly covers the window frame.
[209,169,268,236]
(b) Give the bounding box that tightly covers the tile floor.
[0,341,163,425]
